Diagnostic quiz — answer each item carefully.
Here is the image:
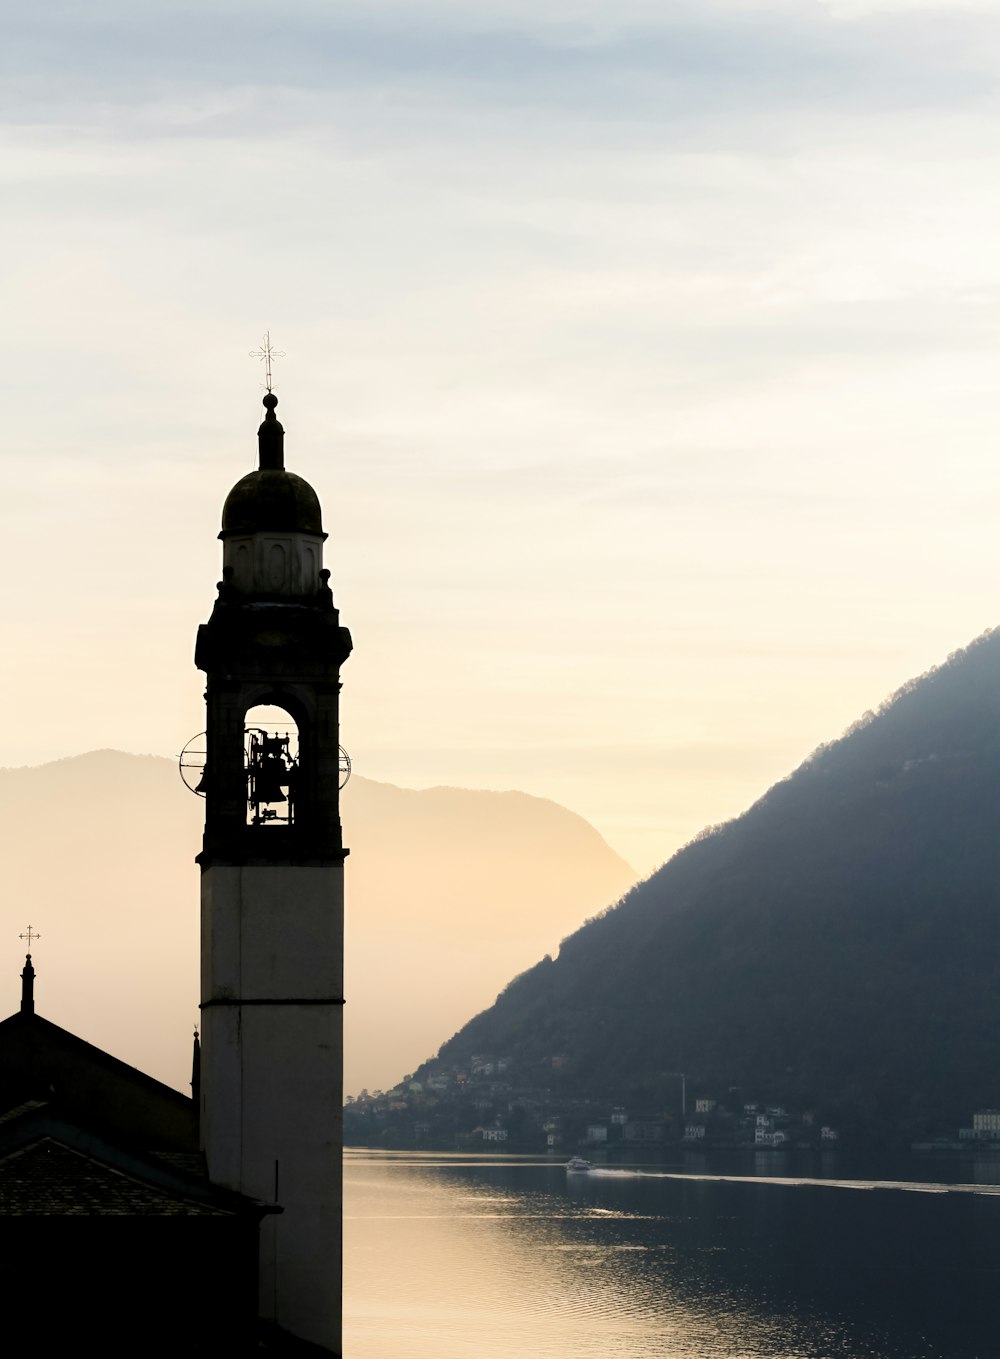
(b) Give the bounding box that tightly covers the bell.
[254,757,288,804]
[193,765,210,795]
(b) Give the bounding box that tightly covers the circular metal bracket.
[179,732,208,797]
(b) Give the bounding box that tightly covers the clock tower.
[195,391,352,1354]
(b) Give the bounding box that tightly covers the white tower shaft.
[201,866,344,1348]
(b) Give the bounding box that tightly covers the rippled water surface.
[343,1150,1000,1358]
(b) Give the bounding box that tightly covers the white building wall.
[201,863,344,1354]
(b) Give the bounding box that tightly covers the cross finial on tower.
[19,925,40,948]
[250,331,286,393]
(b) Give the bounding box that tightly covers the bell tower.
[195,391,352,1355]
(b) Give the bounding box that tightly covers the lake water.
[344,1148,1000,1359]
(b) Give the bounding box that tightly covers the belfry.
[195,391,352,1353]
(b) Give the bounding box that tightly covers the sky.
[4,0,1000,876]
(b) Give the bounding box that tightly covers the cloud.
[4,0,1000,145]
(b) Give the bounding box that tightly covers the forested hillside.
[425,629,1000,1137]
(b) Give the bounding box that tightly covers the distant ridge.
[0,751,634,1095]
[425,629,1000,1139]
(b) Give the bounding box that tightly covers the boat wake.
[611,1169,1000,1196]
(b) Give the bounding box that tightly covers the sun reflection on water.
[344,1150,982,1359]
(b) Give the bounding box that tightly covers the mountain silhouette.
[0,751,634,1094]
[427,629,1000,1139]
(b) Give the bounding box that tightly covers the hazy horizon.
[0,748,635,1095]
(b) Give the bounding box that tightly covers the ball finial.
[263,392,279,413]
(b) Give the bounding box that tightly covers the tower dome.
[221,393,325,538]
[218,394,327,599]
[221,470,323,536]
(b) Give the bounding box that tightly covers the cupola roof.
[220,393,325,538]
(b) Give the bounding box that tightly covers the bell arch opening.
[244,703,300,828]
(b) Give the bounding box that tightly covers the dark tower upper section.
[195,395,352,866]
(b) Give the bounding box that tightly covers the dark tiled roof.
[0,1010,197,1151]
[0,1010,192,1106]
[0,1137,232,1216]
[0,1099,47,1126]
[149,1150,209,1179]
[0,1106,274,1219]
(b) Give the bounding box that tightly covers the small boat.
[565,1156,592,1173]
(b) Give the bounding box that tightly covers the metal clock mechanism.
[179,729,351,827]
